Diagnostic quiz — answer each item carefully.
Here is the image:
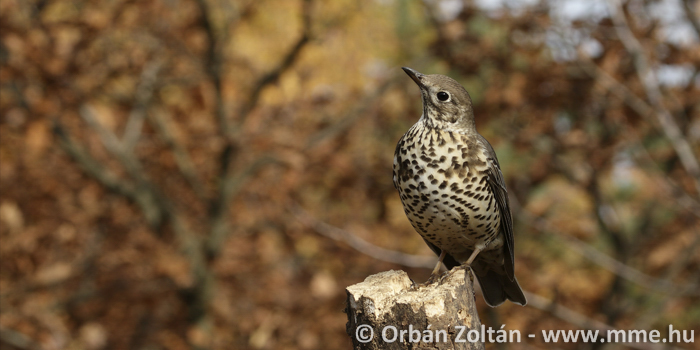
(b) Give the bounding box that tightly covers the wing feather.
[478,135,515,281]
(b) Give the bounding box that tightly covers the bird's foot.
[455,263,470,271]
[411,272,444,289]
[425,272,442,286]
[436,269,452,284]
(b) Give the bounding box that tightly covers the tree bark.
[345,269,484,350]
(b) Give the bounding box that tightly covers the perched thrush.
[393,67,526,307]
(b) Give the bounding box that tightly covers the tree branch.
[206,156,280,258]
[123,59,164,149]
[77,105,167,227]
[0,327,39,350]
[291,203,444,269]
[79,105,146,181]
[148,109,207,199]
[195,0,227,136]
[53,121,136,198]
[235,0,313,130]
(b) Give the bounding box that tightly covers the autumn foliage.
[1,0,698,349]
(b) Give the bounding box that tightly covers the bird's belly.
[396,164,502,258]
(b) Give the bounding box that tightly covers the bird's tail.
[472,262,527,307]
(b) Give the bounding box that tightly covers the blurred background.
[1,0,699,349]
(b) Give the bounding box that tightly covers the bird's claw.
[437,270,451,284]
[414,265,472,290]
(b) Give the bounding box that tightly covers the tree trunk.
[345,269,484,350]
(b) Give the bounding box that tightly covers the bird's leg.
[432,250,447,276]
[464,247,482,267]
[411,250,447,289]
[450,247,483,276]
[424,250,447,285]
[436,247,482,284]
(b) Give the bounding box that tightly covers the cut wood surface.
[345,270,484,350]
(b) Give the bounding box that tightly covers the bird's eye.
[437,91,449,101]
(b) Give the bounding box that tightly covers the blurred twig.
[195,0,229,136]
[53,122,134,196]
[148,109,207,199]
[235,0,313,130]
[79,105,146,180]
[77,105,167,227]
[53,121,165,227]
[198,0,312,138]
[206,155,280,258]
[0,327,39,350]
[123,59,164,150]
[290,203,436,268]
[608,0,700,196]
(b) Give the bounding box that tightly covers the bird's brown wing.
[479,135,515,281]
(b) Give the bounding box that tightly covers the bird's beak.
[402,67,424,87]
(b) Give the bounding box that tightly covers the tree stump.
[345,269,484,350]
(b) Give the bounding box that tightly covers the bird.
[393,67,526,307]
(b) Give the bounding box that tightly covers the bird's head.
[402,67,476,132]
